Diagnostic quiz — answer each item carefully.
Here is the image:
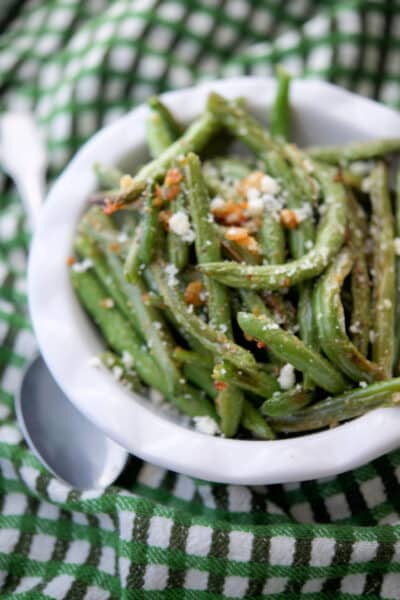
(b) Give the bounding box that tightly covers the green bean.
[313,247,383,383]
[284,144,320,203]
[348,194,371,355]
[93,162,123,189]
[183,364,217,399]
[297,282,319,386]
[207,92,317,268]
[207,92,274,156]
[100,351,146,394]
[201,168,347,289]
[307,138,400,164]
[73,267,216,418]
[261,387,312,417]
[174,347,214,369]
[210,157,254,182]
[395,172,400,372]
[148,96,183,138]
[146,112,176,159]
[213,362,279,398]
[369,163,396,377]
[74,233,143,338]
[269,379,400,433]
[241,399,276,440]
[183,152,244,436]
[237,311,346,393]
[113,110,220,206]
[146,103,179,158]
[202,158,252,201]
[124,185,160,282]
[183,153,231,331]
[270,65,292,140]
[143,269,214,359]
[146,100,190,271]
[81,210,182,394]
[212,386,244,438]
[259,207,286,265]
[151,262,256,371]
[71,268,167,393]
[221,237,261,265]
[167,190,190,271]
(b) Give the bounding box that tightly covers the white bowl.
[29,77,400,485]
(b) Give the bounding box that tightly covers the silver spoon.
[0,112,128,489]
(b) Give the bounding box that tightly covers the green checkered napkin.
[0,0,400,597]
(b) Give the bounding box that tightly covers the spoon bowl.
[16,355,127,489]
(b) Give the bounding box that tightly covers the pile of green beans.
[71,72,400,439]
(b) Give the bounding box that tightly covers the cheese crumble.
[278,363,296,390]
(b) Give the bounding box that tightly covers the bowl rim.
[28,76,400,484]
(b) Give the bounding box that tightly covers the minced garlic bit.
[192,416,221,436]
[165,263,179,286]
[278,363,296,390]
[305,239,314,250]
[359,381,368,388]
[394,238,400,256]
[369,330,376,343]
[72,258,93,273]
[168,210,195,242]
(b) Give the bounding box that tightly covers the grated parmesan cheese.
[72,258,93,273]
[210,196,225,211]
[122,351,134,368]
[168,211,195,242]
[261,175,280,195]
[193,416,221,436]
[88,356,102,368]
[278,363,296,390]
[165,264,179,286]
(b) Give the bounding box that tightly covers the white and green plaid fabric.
[0,1,400,598]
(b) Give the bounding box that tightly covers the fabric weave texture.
[0,0,400,598]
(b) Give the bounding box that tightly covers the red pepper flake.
[214,381,228,392]
[66,256,76,266]
[256,341,266,349]
[165,168,183,187]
